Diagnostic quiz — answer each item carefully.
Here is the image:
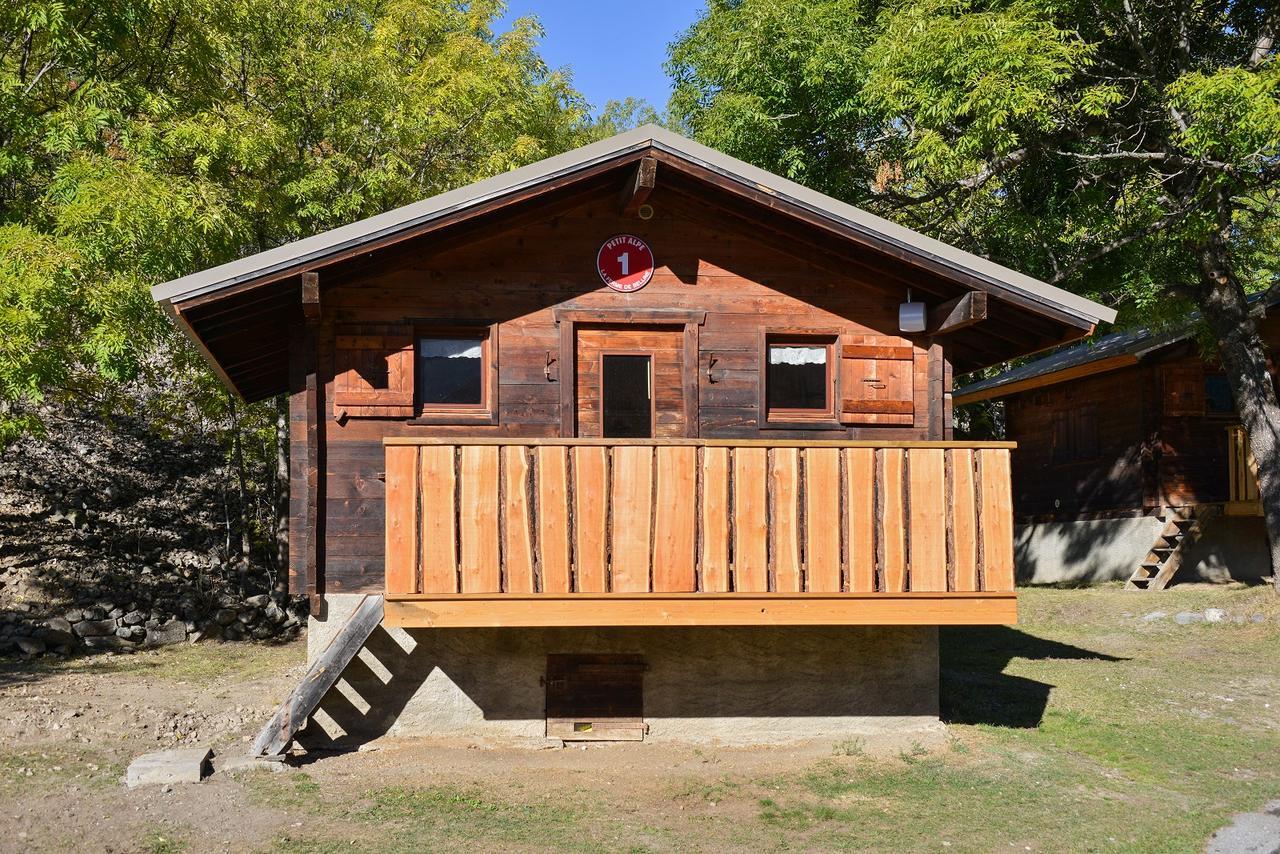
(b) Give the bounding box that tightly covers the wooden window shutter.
[838,336,915,426]
[333,324,415,418]
[1162,362,1204,416]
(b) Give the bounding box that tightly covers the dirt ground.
[1,583,1278,853]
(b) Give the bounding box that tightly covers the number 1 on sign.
[617,252,629,276]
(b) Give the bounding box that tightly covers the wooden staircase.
[250,594,383,757]
[1125,506,1221,591]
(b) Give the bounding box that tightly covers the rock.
[45,616,73,635]
[15,637,46,656]
[36,625,76,646]
[122,609,148,626]
[1141,611,1166,622]
[264,603,285,623]
[1204,608,1228,623]
[250,624,274,640]
[1174,611,1204,625]
[218,754,287,775]
[64,609,84,624]
[213,608,237,627]
[108,607,125,620]
[81,635,124,650]
[73,619,116,638]
[1251,614,1267,624]
[1206,800,1280,854]
[245,594,271,608]
[237,608,261,626]
[144,619,186,647]
[125,748,212,788]
[82,607,106,621]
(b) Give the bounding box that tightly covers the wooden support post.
[620,155,657,216]
[930,291,987,335]
[301,271,321,321]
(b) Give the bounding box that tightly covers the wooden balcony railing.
[382,438,1017,627]
[1226,425,1262,515]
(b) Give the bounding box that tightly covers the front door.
[575,324,687,438]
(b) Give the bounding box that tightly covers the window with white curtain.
[766,340,831,415]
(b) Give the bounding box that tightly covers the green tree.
[670,0,1280,588]
[2,0,591,577]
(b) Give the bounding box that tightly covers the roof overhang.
[153,125,1116,401]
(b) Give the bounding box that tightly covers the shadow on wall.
[297,624,941,750]
[1014,515,1270,586]
[940,626,1124,728]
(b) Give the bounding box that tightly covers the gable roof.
[153,124,1114,324]
[152,125,1117,401]
[953,290,1280,404]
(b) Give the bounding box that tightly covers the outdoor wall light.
[899,289,927,333]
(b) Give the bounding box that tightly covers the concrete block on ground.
[1206,800,1280,854]
[125,747,211,788]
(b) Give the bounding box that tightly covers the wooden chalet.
[154,126,1114,748]
[955,295,1277,589]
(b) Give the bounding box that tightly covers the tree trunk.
[1197,241,1280,591]
[274,393,290,592]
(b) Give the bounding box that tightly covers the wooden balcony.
[1226,425,1262,516]
[382,439,1017,627]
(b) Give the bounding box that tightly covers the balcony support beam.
[384,592,1017,628]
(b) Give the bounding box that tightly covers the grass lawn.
[238,583,1280,853]
[4,583,1277,852]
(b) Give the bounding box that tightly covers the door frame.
[553,308,705,438]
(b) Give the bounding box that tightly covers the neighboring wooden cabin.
[153,127,1113,745]
[955,296,1277,587]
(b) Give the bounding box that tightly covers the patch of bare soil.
[0,640,897,853]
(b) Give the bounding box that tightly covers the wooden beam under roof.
[620,155,657,216]
[930,291,987,335]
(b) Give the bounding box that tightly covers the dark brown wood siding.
[1003,310,1280,519]
[311,184,962,593]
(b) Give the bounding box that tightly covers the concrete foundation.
[1015,514,1270,585]
[303,594,942,747]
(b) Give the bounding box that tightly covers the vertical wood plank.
[419,445,457,594]
[950,449,979,592]
[653,446,697,591]
[804,448,841,593]
[908,448,947,591]
[700,447,730,592]
[536,445,571,593]
[502,446,535,593]
[979,448,1015,592]
[611,445,654,592]
[880,448,907,593]
[733,447,769,592]
[572,446,608,592]
[770,448,802,593]
[845,448,875,592]
[384,445,418,595]
[459,445,500,593]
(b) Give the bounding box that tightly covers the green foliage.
[668,0,1280,328]
[0,0,592,438]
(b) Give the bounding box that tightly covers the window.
[1051,405,1100,465]
[601,354,653,438]
[413,327,496,423]
[418,337,484,406]
[1204,373,1234,415]
[764,336,836,423]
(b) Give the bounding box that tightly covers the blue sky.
[499,1,705,115]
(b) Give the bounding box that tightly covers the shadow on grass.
[940,626,1125,728]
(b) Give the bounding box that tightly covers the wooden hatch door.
[546,654,646,741]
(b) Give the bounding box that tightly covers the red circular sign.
[596,235,654,292]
